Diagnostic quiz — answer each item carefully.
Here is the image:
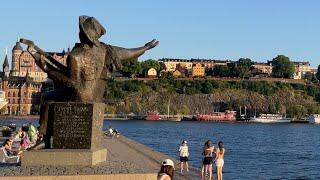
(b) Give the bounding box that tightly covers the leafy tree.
[271,55,295,78]
[179,105,190,115]
[291,105,308,119]
[316,65,320,81]
[121,61,142,77]
[213,65,230,77]
[235,58,253,78]
[140,59,161,74]
[201,81,213,94]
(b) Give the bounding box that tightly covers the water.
[104,121,320,179]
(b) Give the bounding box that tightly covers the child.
[179,140,189,174]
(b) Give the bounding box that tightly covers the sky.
[1,0,320,67]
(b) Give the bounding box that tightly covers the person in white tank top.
[179,140,189,174]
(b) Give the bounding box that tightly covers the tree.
[140,59,161,74]
[236,58,253,78]
[179,105,190,115]
[316,65,320,81]
[121,61,142,77]
[201,81,213,94]
[291,105,308,119]
[213,65,230,77]
[271,55,295,78]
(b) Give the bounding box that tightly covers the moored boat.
[144,111,161,121]
[250,114,291,123]
[195,110,237,122]
[166,116,181,122]
[308,114,320,124]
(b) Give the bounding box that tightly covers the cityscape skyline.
[1,0,320,67]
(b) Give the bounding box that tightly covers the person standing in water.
[215,141,225,180]
[201,140,215,180]
[179,140,189,174]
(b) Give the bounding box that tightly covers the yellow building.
[160,58,193,72]
[293,61,311,79]
[192,64,205,77]
[173,70,183,78]
[147,68,157,78]
[252,63,272,75]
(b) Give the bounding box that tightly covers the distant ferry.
[308,114,320,124]
[0,91,8,110]
[250,114,291,123]
[195,111,237,122]
[144,111,161,121]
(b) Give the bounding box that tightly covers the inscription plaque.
[53,103,93,149]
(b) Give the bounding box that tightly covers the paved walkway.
[0,132,199,179]
[104,135,200,179]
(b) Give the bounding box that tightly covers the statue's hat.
[79,16,106,46]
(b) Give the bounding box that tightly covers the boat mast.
[167,97,170,118]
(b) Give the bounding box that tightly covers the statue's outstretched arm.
[20,38,68,73]
[27,46,76,87]
[111,39,159,61]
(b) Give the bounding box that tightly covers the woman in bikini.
[201,140,215,180]
[215,141,225,180]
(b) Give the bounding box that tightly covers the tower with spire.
[11,39,23,76]
[2,48,10,78]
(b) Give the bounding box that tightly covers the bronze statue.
[21,16,158,148]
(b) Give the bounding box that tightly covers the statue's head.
[79,16,106,46]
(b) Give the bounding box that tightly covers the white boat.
[250,114,291,123]
[308,114,320,124]
[0,91,8,110]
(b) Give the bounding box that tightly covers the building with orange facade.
[192,63,205,77]
[251,62,273,75]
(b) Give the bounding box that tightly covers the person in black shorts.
[179,140,189,174]
[201,140,215,180]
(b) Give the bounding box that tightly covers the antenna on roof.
[17,35,20,42]
[5,47,8,55]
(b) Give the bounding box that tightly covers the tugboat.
[144,111,161,121]
[195,110,237,122]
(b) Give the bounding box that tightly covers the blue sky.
[1,0,319,67]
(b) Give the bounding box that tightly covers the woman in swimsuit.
[201,140,215,180]
[215,141,225,180]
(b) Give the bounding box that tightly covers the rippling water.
[104,120,320,179]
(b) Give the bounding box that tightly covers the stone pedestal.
[22,148,107,166]
[51,102,104,149]
[22,102,107,166]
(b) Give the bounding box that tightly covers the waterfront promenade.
[0,130,199,179]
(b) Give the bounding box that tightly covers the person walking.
[201,140,215,180]
[215,141,225,180]
[179,140,189,174]
[158,159,175,180]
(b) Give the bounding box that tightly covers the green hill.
[104,79,320,118]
